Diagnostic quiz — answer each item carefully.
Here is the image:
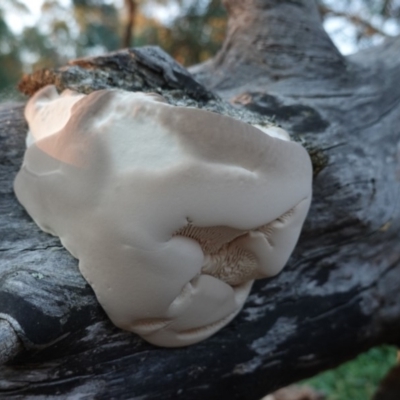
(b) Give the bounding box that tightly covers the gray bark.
[1,0,400,399]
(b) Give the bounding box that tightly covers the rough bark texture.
[18,46,216,102]
[1,0,400,399]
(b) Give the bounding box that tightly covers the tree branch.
[1,35,400,397]
[319,4,390,38]
[191,0,346,95]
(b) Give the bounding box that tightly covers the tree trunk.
[122,0,136,48]
[1,0,400,399]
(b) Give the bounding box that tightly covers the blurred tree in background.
[0,1,25,93]
[72,0,120,53]
[320,0,400,53]
[0,0,399,92]
[134,0,227,65]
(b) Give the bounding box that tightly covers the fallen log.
[1,0,400,398]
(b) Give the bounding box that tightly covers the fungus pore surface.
[14,85,313,347]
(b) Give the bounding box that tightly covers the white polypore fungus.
[14,85,313,347]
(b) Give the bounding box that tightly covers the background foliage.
[1,0,400,96]
[303,346,398,400]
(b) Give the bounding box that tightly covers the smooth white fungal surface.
[253,125,290,141]
[14,85,313,347]
[25,86,85,147]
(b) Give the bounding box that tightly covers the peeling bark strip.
[1,0,400,398]
[18,46,215,103]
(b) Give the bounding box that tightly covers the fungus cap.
[14,85,312,347]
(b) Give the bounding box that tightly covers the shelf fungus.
[14,85,312,347]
